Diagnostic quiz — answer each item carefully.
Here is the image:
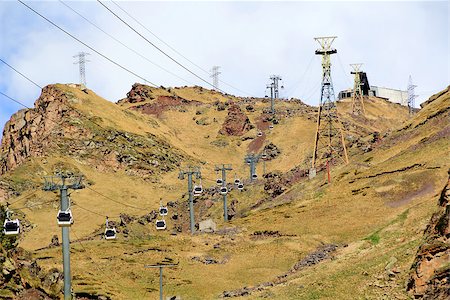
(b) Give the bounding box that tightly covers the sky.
[0,0,449,132]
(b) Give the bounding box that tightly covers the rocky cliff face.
[219,103,251,136]
[0,85,79,174]
[0,84,188,179]
[407,172,450,299]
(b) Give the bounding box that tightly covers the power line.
[58,0,195,86]
[17,0,158,87]
[0,58,43,89]
[109,0,253,97]
[96,0,226,93]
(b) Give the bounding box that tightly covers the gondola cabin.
[104,228,116,240]
[237,183,244,191]
[3,219,20,235]
[257,131,263,137]
[234,178,240,185]
[57,210,73,227]
[216,178,223,186]
[159,206,168,216]
[252,174,258,179]
[261,153,267,160]
[193,185,203,196]
[269,124,274,130]
[220,186,228,195]
[155,220,166,230]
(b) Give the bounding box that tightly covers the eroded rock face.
[219,103,251,136]
[407,173,450,299]
[0,84,187,179]
[0,85,78,174]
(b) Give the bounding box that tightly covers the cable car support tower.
[311,36,348,179]
[43,174,84,300]
[215,164,233,221]
[178,166,201,234]
[350,63,366,115]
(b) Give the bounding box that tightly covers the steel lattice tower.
[73,52,90,87]
[210,66,221,90]
[407,75,417,116]
[350,63,366,115]
[311,36,348,172]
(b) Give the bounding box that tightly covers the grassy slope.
[2,84,447,299]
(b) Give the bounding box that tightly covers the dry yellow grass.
[2,84,448,299]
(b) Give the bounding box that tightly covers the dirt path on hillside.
[247,114,270,153]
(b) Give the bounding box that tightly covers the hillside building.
[337,71,408,106]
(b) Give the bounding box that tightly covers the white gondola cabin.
[3,219,20,235]
[237,183,244,191]
[57,209,73,227]
[159,206,168,216]
[269,124,274,130]
[220,186,228,195]
[104,227,116,240]
[252,174,258,180]
[257,131,263,137]
[193,185,203,196]
[155,219,167,230]
[234,178,240,185]
[216,178,223,186]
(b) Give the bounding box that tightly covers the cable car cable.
[96,0,226,93]
[109,0,253,97]
[58,0,195,86]
[17,0,158,87]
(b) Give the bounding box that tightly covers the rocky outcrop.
[119,83,200,117]
[0,84,189,179]
[0,85,78,174]
[219,103,251,136]
[407,173,450,299]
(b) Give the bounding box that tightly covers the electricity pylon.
[178,166,201,234]
[350,63,366,115]
[43,174,84,300]
[215,164,233,221]
[311,36,348,176]
[210,66,221,90]
[407,75,418,116]
[73,52,90,88]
